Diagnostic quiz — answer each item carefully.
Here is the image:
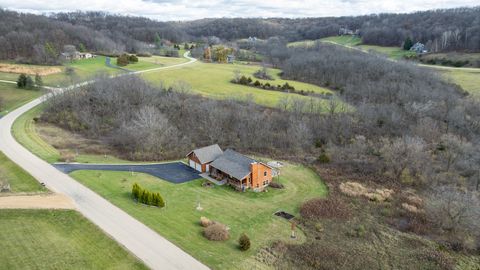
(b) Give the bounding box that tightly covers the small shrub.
[238,233,251,251]
[314,223,324,232]
[269,182,284,189]
[200,216,213,227]
[204,223,229,241]
[317,153,330,163]
[128,54,139,63]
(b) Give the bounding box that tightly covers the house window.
[264,171,267,176]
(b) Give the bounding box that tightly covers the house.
[410,42,427,54]
[187,145,273,191]
[227,54,235,63]
[186,144,223,173]
[60,51,94,61]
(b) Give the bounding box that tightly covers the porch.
[209,167,248,191]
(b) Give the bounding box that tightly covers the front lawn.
[0,151,45,193]
[0,209,147,269]
[70,163,328,269]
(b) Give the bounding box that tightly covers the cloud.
[0,0,478,21]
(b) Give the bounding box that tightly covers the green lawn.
[0,209,147,269]
[12,105,61,163]
[442,69,480,96]
[70,163,328,269]
[123,56,188,71]
[357,44,416,60]
[43,56,123,87]
[0,151,45,193]
[0,82,43,116]
[142,61,333,108]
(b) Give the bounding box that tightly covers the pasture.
[142,61,333,108]
[0,209,147,269]
[70,163,327,270]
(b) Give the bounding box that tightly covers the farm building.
[187,145,273,191]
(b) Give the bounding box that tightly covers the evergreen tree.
[158,193,165,208]
[17,74,27,88]
[154,33,162,49]
[238,233,250,251]
[34,73,43,88]
[403,37,413,50]
[25,76,34,89]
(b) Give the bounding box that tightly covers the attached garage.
[186,144,223,173]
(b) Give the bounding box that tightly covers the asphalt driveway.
[53,162,200,183]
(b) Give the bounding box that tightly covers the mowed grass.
[142,61,333,108]
[442,69,480,96]
[70,163,328,269]
[12,105,61,163]
[124,56,188,71]
[0,209,147,270]
[0,151,45,193]
[0,82,43,116]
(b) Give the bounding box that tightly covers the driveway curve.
[0,53,208,270]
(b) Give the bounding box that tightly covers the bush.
[17,74,34,89]
[116,54,130,66]
[238,233,251,251]
[317,153,330,163]
[204,223,229,241]
[200,216,213,227]
[253,67,273,80]
[131,183,165,208]
[300,197,351,220]
[269,182,284,189]
[128,54,139,63]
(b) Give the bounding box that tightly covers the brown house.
[187,145,272,191]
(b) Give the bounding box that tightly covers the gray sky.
[0,0,478,21]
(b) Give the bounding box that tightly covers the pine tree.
[25,76,34,89]
[154,33,162,49]
[238,233,250,251]
[403,37,413,50]
[157,193,165,208]
[17,74,27,88]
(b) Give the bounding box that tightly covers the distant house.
[60,51,95,61]
[187,145,273,191]
[227,54,235,63]
[339,27,359,36]
[410,42,427,54]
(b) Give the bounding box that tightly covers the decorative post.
[291,221,297,239]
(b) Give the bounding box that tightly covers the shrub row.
[232,75,332,99]
[132,183,165,207]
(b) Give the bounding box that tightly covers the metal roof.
[209,149,256,180]
[188,144,223,164]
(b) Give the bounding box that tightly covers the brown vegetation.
[203,223,229,241]
[339,181,394,202]
[0,63,61,75]
[300,197,351,220]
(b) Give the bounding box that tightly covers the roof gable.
[188,144,223,164]
[209,149,256,180]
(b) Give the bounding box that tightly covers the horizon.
[0,0,478,21]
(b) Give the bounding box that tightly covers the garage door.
[189,159,196,169]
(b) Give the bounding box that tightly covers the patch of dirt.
[0,63,62,76]
[0,194,75,209]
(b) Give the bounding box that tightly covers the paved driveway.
[54,162,200,183]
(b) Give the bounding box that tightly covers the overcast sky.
[0,0,478,21]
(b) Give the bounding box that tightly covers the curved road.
[0,53,208,270]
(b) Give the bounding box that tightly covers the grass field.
[0,151,45,193]
[0,82,43,116]
[142,61,333,108]
[442,69,480,96]
[70,163,327,269]
[0,209,147,269]
[124,56,189,71]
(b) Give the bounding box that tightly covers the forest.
[1,7,479,64]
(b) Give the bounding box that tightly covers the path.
[0,52,208,270]
[0,194,75,209]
